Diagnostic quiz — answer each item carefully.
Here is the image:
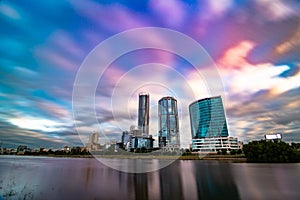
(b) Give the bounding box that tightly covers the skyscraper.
[158,96,180,147]
[138,93,149,135]
[89,131,99,143]
[189,96,229,139]
[86,131,101,151]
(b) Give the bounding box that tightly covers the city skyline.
[0,0,299,149]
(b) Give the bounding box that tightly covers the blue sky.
[0,0,299,148]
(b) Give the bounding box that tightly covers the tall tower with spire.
[138,93,149,135]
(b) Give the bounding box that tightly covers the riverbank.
[0,154,247,162]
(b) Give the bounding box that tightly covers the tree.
[243,140,300,163]
[230,149,237,155]
[221,149,227,155]
[237,149,242,154]
[47,149,54,154]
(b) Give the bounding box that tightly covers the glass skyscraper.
[138,93,149,135]
[158,96,180,147]
[189,96,229,139]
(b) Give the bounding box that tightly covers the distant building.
[90,132,98,143]
[121,125,154,151]
[238,141,243,149]
[189,96,229,139]
[121,131,133,150]
[130,135,154,151]
[120,126,141,150]
[138,93,150,135]
[265,134,282,141]
[86,132,101,151]
[158,96,180,147]
[130,125,142,136]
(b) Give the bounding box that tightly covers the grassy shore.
[1,154,247,162]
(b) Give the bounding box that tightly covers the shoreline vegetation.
[0,154,247,162]
[243,140,300,163]
[2,140,299,163]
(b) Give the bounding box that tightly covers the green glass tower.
[189,96,229,139]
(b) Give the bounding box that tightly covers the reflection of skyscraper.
[158,96,180,147]
[189,96,229,139]
[138,93,149,135]
[159,161,183,199]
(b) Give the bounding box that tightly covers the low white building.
[191,136,241,153]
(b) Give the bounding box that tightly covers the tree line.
[243,140,300,163]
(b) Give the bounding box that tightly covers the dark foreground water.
[0,156,300,200]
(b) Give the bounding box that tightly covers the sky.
[0,0,299,149]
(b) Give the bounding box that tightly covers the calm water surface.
[0,156,299,200]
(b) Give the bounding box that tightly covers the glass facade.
[158,97,180,147]
[138,93,149,135]
[130,136,154,150]
[189,96,229,139]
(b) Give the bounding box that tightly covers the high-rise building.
[138,93,150,135]
[158,96,180,147]
[189,96,229,139]
[89,132,99,143]
[86,131,101,151]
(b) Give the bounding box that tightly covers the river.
[0,156,299,200]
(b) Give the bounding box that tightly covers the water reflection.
[97,157,174,173]
[232,163,300,200]
[158,161,184,199]
[192,161,239,199]
[0,156,300,200]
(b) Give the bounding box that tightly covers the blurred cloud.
[218,41,299,96]
[70,0,150,33]
[0,0,299,148]
[9,117,66,133]
[276,24,300,54]
[218,41,256,69]
[206,0,233,18]
[0,3,21,20]
[254,0,300,21]
[149,0,186,27]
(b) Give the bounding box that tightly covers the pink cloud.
[216,40,299,97]
[101,66,125,86]
[37,101,71,120]
[218,40,256,69]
